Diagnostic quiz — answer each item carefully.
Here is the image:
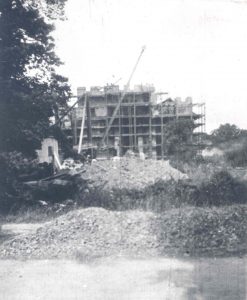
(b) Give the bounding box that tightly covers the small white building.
[36,137,59,164]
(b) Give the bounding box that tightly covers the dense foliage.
[0,0,70,156]
[207,123,247,167]
[0,0,70,211]
[211,123,241,144]
[225,140,247,167]
[195,171,247,206]
[0,151,54,213]
[162,119,197,161]
[74,170,247,212]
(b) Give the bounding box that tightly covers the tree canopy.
[163,119,195,156]
[211,123,241,144]
[0,0,70,156]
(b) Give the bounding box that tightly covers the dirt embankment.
[0,205,246,260]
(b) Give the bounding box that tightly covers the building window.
[91,108,96,117]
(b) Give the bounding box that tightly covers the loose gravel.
[83,157,187,190]
[1,205,246,260]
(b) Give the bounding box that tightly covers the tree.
[0,0,70,157]
[0,0,71,210]
[211,123,241,144]
[163,119,195,157]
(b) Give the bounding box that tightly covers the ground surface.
[0,256,246,300]
[0,222,246,299]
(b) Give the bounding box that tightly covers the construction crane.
[57,46,146,155]
[101,46,146,145]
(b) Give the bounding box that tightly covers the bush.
[225,141,247,167]
[195,171,247,206]
[211,123,241,144]
[75,179,196,212]
[0,152,53,214]
[183,161,221,186]
[76,170,247,211]
[158,205,247,256]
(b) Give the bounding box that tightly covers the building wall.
[36,138,59,164]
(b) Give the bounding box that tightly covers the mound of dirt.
[0,205,246,260]
[83,157,187,190]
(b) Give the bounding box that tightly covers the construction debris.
[83,157,188,190]
[0,208,159,259]
[24,169,87,202]
[0,205,246,260]
[61,158,84,171]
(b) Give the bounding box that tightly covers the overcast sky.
[54,0,247,132]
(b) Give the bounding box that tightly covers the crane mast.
[101,46,146,145]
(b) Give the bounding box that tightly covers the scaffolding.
[72,85,206,159]
[193,102,206,149]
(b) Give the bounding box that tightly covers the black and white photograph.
[0,0,247,299]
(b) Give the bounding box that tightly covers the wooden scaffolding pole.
[161,103,164,160]
[78,94,87,154]
[148,102,152,158]
[133,93,137,150]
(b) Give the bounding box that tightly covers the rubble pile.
[158,204,247,256]
[0,205,246,259]
[83,158,187,190]
[0,208,160,259]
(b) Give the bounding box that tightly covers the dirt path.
[0,256,246,300]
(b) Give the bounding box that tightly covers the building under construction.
[71,84,205,159]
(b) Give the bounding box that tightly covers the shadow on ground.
[0,256,246,300]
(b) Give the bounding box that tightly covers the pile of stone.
[157,204,247,256]
[0,205,246,260]
[83,157,187,190]
[0,208,160,259]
